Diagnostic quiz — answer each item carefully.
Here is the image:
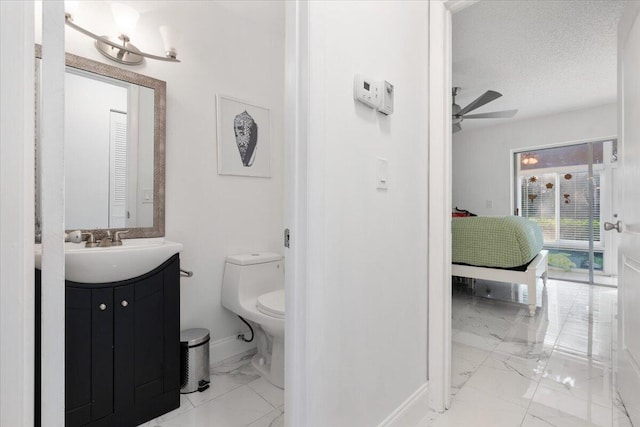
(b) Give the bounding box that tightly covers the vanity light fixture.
[64,2,180,65]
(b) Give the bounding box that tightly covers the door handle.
[604,220,622,233]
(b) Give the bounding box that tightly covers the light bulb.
[111,2,140,38]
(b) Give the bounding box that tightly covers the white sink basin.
[34,238,183,283]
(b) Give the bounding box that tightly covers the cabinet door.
[90,287,115,421]
[114,284,135,420]
[65,286,115,426]
[163,256,180,392]
[130,256,180,404]
[133,270,166,401]
[130,255,180,424]
[65,287,93,426]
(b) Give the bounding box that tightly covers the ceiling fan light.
[521,153,538,166]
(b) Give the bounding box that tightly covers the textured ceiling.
[452,0,626,131]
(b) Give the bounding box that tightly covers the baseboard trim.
[377,382,430,427]
[209,331,257,366]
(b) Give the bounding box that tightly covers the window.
[516,142,609,248]
[519,170,600,246]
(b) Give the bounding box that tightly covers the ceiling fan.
[452,87,518,133]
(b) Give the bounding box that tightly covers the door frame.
[427,0,478,412]
[0,1,36,425]
[283,1,310,425]
[509,137,619,278]
[427,0,452,413]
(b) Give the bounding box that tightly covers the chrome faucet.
[83,232,99,248]
[112,230,129,246]
[97,231,113,247]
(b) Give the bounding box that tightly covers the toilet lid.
[257,290,285,318]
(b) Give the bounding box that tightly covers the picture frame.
[216,95,271,178]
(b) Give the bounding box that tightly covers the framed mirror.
[35,45,166,239]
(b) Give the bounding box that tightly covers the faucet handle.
[82,232,98,248]
[112,230,129,246]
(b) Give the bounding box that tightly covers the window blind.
[519,171,600,244]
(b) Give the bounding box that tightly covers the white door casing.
[428,0,453,412]
[616,2,640,424]
[427,0,479,412]
[0,1,35,425]
[284,1,310,425]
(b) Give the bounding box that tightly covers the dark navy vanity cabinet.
[36,254,180,427]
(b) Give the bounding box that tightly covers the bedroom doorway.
[513,139,618,286]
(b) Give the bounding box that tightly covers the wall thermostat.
[353,74,381,109]
[353,74,394,115]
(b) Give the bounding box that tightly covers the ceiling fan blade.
[463,109,518,119]
[457,90,502,116]
[452,123,462,133]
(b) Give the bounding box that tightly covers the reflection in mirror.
[65,68,155,229]
[35,46,166,239]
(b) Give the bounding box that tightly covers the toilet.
[221,252,285,388]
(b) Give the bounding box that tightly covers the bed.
[451,216,548,316]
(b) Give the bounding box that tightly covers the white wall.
[60,1,284,351]
[453,103,617,216]
[305,2,429,425]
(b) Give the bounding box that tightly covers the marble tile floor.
[138,352,284,427]
[549,271,618,287]
[419,278,631,427]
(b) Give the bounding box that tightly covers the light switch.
[377,158,388,190]
[486,199,493,208]
[143,188,153,204]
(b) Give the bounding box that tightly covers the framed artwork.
[216,95,271,178]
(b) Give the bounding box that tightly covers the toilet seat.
[257,289,285,319]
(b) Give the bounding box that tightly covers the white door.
[616,3,640,424]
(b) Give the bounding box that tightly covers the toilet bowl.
[221,253,285,388]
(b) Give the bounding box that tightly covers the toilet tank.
[221,253,284,311]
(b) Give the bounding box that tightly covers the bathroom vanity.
[35,254,180,427]
[33,45,180,426]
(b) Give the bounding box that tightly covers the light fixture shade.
[65,0,79,18]
[159,25,181,58]
[111,2,140,37]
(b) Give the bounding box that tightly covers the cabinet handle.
[121,300,129,307]
[99,304,107,311]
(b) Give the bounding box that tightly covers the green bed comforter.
[452,216,544,268]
